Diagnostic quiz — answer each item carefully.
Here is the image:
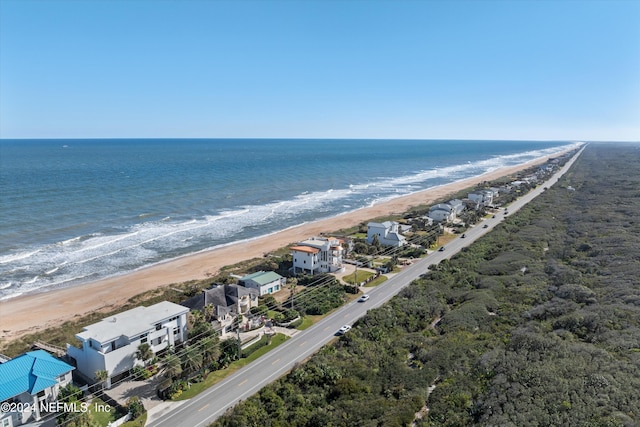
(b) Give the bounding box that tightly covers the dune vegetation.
[212,143,640,427]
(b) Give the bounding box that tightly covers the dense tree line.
[212,143,640,426]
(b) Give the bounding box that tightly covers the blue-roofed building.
[0,350,74,426]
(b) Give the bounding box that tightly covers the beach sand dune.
[0,153,567,343]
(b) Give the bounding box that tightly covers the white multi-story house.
[428,203,455,223]
[238,271,286,296]
[468,190,494,207]
[0,350,74,426]
[366,221,406,247]
[291,237,344,275]
[67,301,189,388]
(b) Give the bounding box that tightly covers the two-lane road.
[149,147,583,427]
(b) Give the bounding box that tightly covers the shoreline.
[0,151,570,343]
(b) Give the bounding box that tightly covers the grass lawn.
[89,398,117,426]
[343,270,375,284]
[121,413,147,427]
[364,275,387,287]
[435,233,457,246]
[297,316,314,330]
[176,334,289,400]
[267,310,280,319]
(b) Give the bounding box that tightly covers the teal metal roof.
[240,271,283,286]
[0,350,74,401]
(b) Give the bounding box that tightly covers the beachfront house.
[238,271,286,296]
[447,199,466,215]
[0,350,74,426]
[428,204,455,223]
[366,221,407,247]
[291,237,344,275]
[468,190,494,207]
[67,301,189,388]
[203,284,259,334]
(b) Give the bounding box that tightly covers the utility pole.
[354,261,358,288]
[289,278,297,311]
[236,301,241,358]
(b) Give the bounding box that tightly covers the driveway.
[106,374,165,411]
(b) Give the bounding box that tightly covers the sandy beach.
[0,152,569,343]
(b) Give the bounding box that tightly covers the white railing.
[107,412,131,427]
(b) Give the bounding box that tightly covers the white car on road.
[337,325,352,335]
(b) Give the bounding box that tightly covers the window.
[2,418,11,427]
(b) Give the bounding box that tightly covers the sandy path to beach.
[0,152,569,343]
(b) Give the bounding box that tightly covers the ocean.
[0,139,580,300]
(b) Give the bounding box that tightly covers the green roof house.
[238,271,286,296]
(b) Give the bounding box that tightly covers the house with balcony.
[238,271,286,296]
[202,284,259,334]
[0,350,74,426]
[468,190,494,207]
[428,203,455,223]
[291,236,344,275]
[67,301,189,388]
[366,221,406,247]
[447,199,465,216]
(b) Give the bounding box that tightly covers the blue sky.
[1,0,638,141]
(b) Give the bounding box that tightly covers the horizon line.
[0,137,617,143]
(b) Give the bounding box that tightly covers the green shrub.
[287,318,303,329]
[132,365,152,380]
[126,396,146,419]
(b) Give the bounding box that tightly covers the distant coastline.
[0,144,579,342]
[0,139,580,302]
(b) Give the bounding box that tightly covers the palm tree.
[200,336,221,367]
[162,353,182,380]
[94,369,109,392]
[183,346,203,376]
[203,303,215,322]
[188,310,204,330]
[136,343,154,366]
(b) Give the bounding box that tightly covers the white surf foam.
[0,142,579,298]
